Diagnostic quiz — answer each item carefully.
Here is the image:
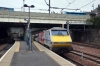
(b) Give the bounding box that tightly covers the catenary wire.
[74,0,96,12]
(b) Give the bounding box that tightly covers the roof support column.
[62,24,64,28]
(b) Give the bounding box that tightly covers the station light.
[24,4,35,51]
[24,4,35,8]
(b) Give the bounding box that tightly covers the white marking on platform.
[0,41,16,62]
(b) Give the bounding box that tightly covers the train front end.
[51,28,73,53]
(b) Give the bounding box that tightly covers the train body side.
[37,30,52,48]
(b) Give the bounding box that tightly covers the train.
[0,7,14,11]
[34,27,73,54]
[64,12,87,15]
[0,27,24,45]
[8,27,24,40]
[0,27,15,45]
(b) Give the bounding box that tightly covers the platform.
[0,41,76,66]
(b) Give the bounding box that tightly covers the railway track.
[37,41,100,66]
[0,44,8,58]
[85,42,100,44]
[72,44,100,57]
[63,42,100,66]
[71,51,100,63]
[64,52,100,66]
[0,44,13,58]
[0,44,8,51]
[72,42,100,49]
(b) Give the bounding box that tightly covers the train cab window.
[51,30,68,35]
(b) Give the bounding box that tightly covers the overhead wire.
[74,0,96,12]
[43,0,78,10]
[65,0,71,7]
[61,0,76,12]
[43,0,96,12]
[67,0,76,7]
[44,0,49,6]
[50,6,79,10]
[79,0,96,9]
[70,0,81,12]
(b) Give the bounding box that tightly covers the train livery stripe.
[53,44,71,47]
[15,41,20,52]
[33,42,44,51]
[41,32,44,44]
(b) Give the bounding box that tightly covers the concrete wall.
[70,29,100,42]
[89,29,100,42]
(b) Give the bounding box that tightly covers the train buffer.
[0,41,76,66]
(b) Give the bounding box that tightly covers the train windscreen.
[51,30,68,35]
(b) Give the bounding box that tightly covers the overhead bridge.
[0,10,92,25]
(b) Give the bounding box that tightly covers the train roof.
[64,12,87,15]
[50,27,67,30]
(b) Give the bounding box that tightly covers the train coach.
[34,27,73,54]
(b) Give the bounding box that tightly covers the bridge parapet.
[0,10,90,21]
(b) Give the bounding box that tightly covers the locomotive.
[0,27,15,45]
[0,27,24,45]
[34,27,73,54]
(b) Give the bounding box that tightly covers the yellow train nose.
[52,36,72,42]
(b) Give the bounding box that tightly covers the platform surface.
[10,41,60,66]
[0,41,76,66]
[10,52,60,66]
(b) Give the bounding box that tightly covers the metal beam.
[49,0,50,16]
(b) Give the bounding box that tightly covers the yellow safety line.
[15,41,20,52]
[33,42,44,51]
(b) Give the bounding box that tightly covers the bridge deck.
[0,10,91,24]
